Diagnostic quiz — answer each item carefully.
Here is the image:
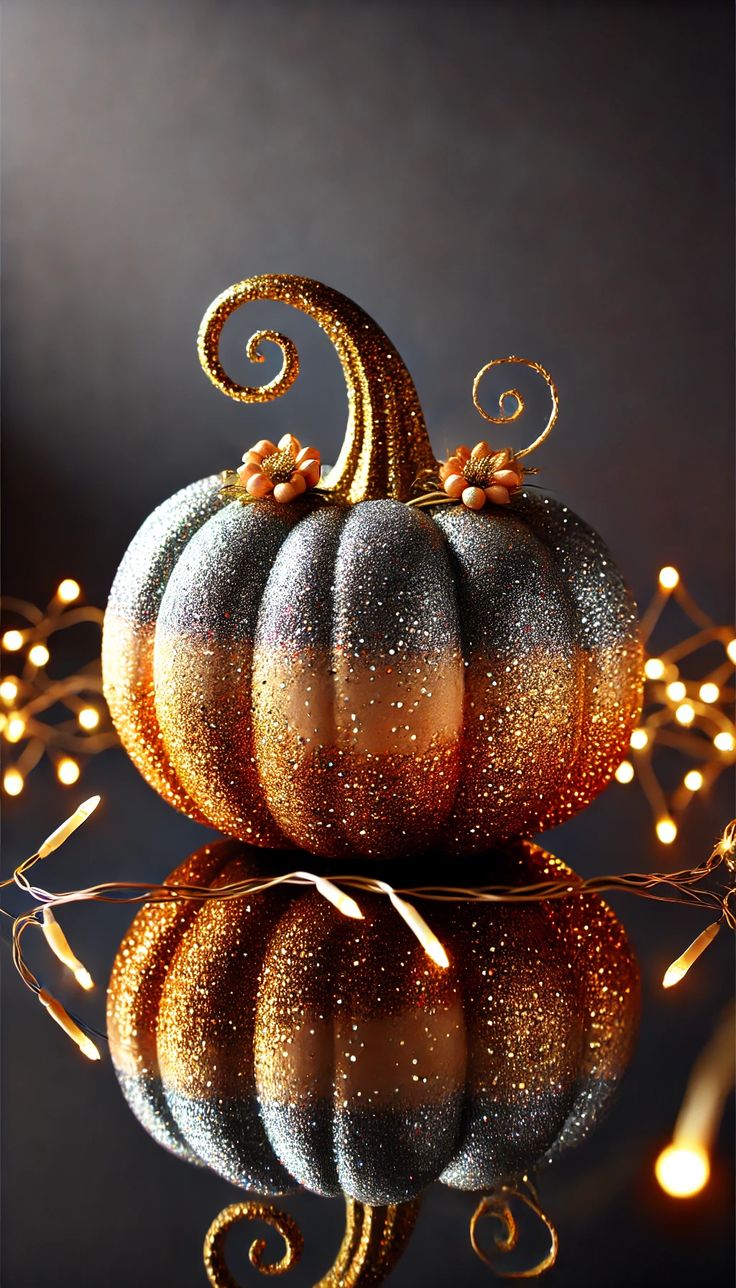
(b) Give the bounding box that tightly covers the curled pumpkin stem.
[471,356,559,459]
[470,1179,559,1279]
[203,1202,304,1285]
[203,1197,420,1288]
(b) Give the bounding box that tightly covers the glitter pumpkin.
[107,838,638,1212]
[102,274,643,858]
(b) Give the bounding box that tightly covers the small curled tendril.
[470,1179,559,1279]
[198,290,301,403]
[472,357,559,459]
[203,1202,304,1286]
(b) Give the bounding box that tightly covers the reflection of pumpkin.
[102,275,642,858]
[107,838,638,1206]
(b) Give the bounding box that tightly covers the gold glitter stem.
[202,1198,419,1288]
[203,1202,304,1284]
[314,1198,421,1288]
[198,275,436,503]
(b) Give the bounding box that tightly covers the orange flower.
[236,434,321,502]
[439,441,522,510]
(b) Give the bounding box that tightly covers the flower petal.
[253,440,277,457]
[462,486,486,510]
[485,484,511,505]
[273,481,298,503]
[492,469,520,489]
[444,473,467,499]
[246,472,274,498]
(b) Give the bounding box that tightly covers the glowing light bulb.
[727,639,736,665]
[78,706,100,731]
[663,922,720,989]
[683,769,704,792]
[675,703,695,726]
[644,657,665,681]
[655,1144,709,1198]
[57,579,81,604]
[28,643,50,667]
[37,795,101,858]
[0,677,19,704]
[659,566,680,590]
[714,732,735,753]
[630,728,649,750]
[666,681,687,702]
[57,757,80,786]
[615,760,635,784]
[37,988,100,1060]
[42,908,94,990]
[3,768,24,796]
[698,682,719,704]
[5,715,26,743]
[2,630,24,652]
[656,817,678,845]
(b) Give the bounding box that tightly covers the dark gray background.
[2,2,733,1286]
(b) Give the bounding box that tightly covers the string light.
[28,643,50,667]
[0,678,19,704]
[644,658,666,680]
[37,989,100,1061]
[618,570,735,843]
[41,907,94,990]
[683,770,703,792]
[655,1144,710,1198]
[2,630,24,652]
[7,811,734,1064]
[656,818,678,845]
[5,715,26,744]
[3,768,24,796]
[662,922,720,989]
[615,760,635,784]
[37,795,100,858]
[57,579,81,604]
[658,566,680,590]
[1,583,116,795]
[57,758,81,786]
[666,681,687,703]
[655,1007,734,1200]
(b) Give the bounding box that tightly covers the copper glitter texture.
[102,275,643,858]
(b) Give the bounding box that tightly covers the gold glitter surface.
[107,838,639,1206]
[103,277,643,858]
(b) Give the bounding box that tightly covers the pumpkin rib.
[106,839,241,1165]
[102,475,228,820]
[512,491,643,829]
[153,497,316,846]
[431,504,586,850]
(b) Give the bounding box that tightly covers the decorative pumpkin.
[102,275,643,858]
[107,838,639,1214]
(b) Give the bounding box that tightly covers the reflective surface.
[108,839,639,1205]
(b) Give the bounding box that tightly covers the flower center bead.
[261,447,296,484]
[463,455,497,487]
